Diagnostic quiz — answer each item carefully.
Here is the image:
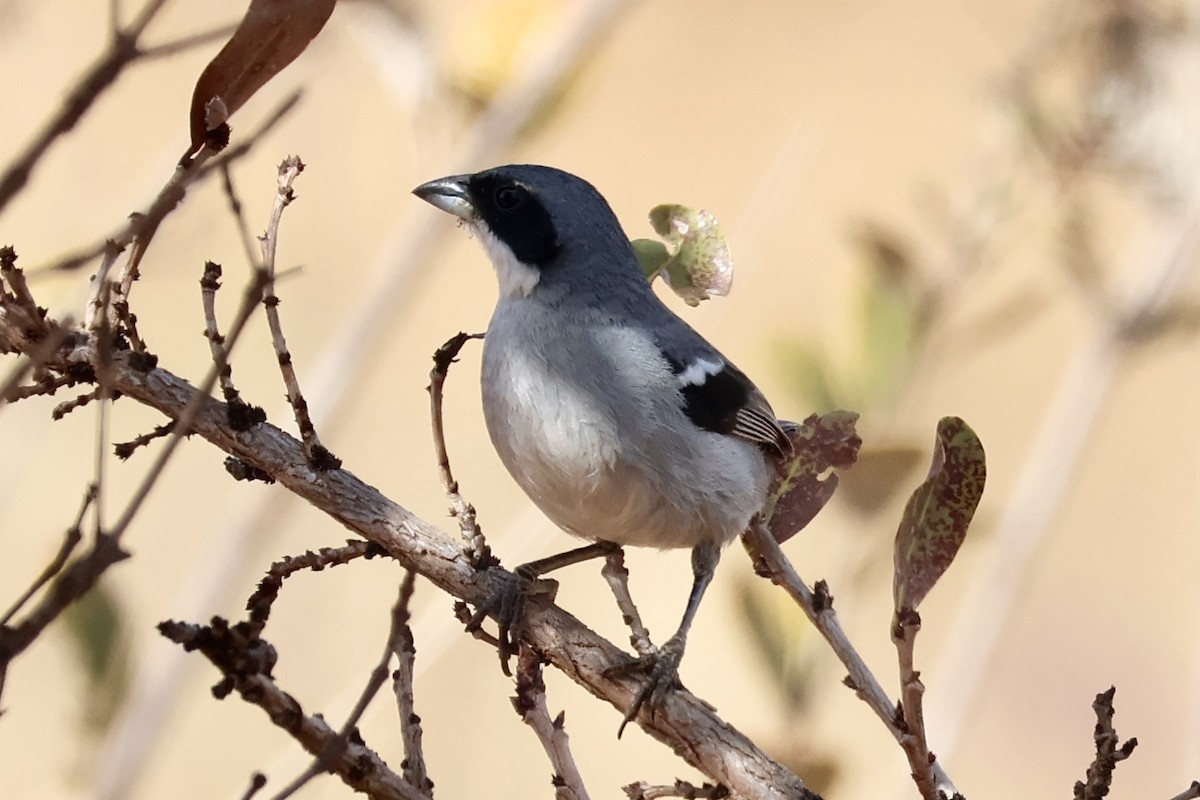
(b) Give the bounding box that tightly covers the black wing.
[665,352,792,459]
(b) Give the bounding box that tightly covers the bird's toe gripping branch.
[607,632,690,738]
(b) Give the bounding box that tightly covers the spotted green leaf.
[638,204,733,306]
[893,416,986,611]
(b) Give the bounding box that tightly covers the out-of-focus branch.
[0,0,226,215]
[1168,782,1200,800]
[37,91,301,277]
[0,485,94,628]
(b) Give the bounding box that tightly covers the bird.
[413,164,792,732]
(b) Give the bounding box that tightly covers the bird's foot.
[465,565,558,676]
[607,633,688,737]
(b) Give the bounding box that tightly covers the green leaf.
[631,238,670,280]
[893,416,986,611]
[640,204,733,305]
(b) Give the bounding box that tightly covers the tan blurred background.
[2,0,1199,798]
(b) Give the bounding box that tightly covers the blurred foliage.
[63,580,130,735]
[441,0,566,104]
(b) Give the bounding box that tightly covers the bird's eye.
[494,184,525,211]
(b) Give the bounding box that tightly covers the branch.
[742,519,959,799]
[513,645,590,800]
[1168,783,1200,800]
[158,618,426,800]
[91,352,815,800]
[0,0,171,213]
[263,568,428,800]
[1073,687,1137,800]
[256,156,339,470]
[428,332,490,566]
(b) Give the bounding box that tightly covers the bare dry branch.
[79,351,816,799]
[742,519,958,799]
[1073,687,1137,800]
[245,541,379,626]
[158,618,427,800]
[428,332,490,566]
[1167,782,1200,800]
[514,645,590,800]
[891,610,938,800]
[257,156,339,470]
[599,549,654,658]
[623,780,730,800]
[391,569,428,793]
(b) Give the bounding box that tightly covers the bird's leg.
[611,540,721,737]
[467,540,620,675]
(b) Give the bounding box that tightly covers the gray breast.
[481,299,770,549]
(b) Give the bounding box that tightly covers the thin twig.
[37,92,301,277]
[599,549,654,658]
[743,518,959,798]
[392,570,429,793]
[623,780,729,800]
[158,619,426,800]
[428,332,489,565]
[238,773,268,800]
[52,388,103,420]
[0,0,172,214]
[113,423,176,460]
[107,267,269,543]
[264,569,426,800]
[891,609,937,800]
[1167,782,1200,800]
[245,541,379,626]
[257,156,339,470]
[514,645,590,800]
[1073,687,1137,800]
[200,260,239,403]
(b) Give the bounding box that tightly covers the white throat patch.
[475,223,541,298]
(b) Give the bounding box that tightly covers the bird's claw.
[465,566,558,675]
[607,633,688,737]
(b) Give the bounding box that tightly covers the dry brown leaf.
[187,0,336,155]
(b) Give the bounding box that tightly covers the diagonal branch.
[96,351,817,800]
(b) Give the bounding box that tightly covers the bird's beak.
[412,175,476,221]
